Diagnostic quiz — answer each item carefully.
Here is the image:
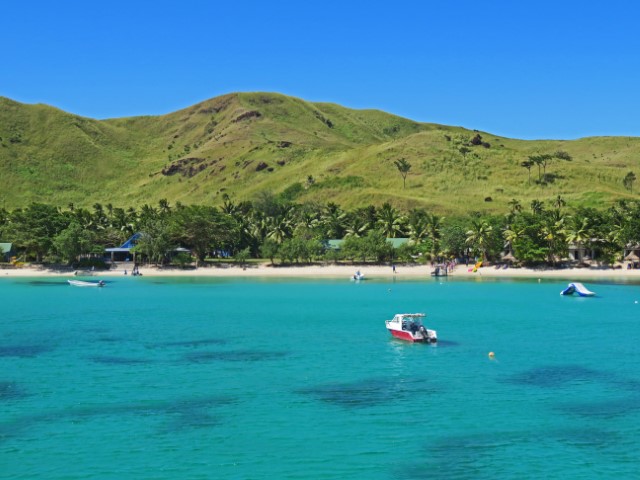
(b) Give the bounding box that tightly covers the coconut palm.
[521,160,534,185]
[405,209,429,245]
[376,203,405,238]
[266,215,293,244]
[565,216,591,263]
[553,195,566,210]
[465,219,493,261]
[530,199,545,216]
[321,203,346,239]
[503,225,526,256]
[425,213,444,258]
[344,213,369,238]
[158,199,171,214]
[296,211,321,232]
[540,215,567,265]
[393,157,412,189]
[508,199,522,215]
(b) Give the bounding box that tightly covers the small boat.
[385,313,437,343]
[351,270,365,281]
[68,279,106,287]
[431,264,448,277]
[560,282,595,297]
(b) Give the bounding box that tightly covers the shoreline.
[3,263,640,282]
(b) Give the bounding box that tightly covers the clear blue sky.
[2,0,639,140]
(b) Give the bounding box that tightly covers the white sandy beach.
[3,263,640,281]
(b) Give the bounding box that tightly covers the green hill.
[1,92,639,214]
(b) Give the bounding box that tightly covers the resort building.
[0,242,14,262]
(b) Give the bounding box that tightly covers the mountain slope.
[1,92,639,214]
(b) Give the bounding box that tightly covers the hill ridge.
[1,92,639,213]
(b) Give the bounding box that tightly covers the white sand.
[3,263,640,281]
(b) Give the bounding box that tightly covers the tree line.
[1,193,640,268]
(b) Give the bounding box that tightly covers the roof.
[105,233,142,252]
[119,233,142,249]
[387,238,409,248]
[325,238,409,249]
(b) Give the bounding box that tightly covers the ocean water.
[1,275,640,479]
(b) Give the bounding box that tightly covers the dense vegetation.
[1,92,639,215]
[2,195,640,268]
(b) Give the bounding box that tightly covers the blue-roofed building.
[105,233,142,262]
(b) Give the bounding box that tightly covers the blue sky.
[2,0,639,140]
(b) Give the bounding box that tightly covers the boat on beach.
[68,279,106,287]
[351,270,365,281]
[431,264,448,277]
[385,313,437,343]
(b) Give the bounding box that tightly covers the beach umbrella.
[624,251,640,262]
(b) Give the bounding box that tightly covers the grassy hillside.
[1,92,639,214]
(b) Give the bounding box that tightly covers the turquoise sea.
[2,275,640,479]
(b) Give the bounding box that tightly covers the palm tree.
[508,199,522,215]
[553,195,566,210]
[158,199,171,215]
[344,213,368,238]
[503,225,526,257]
[266,215,293,244]
[321,203,346,239]
[565,216,591,263]
[406,210,429,245]
[465,219,493,261]
[425,213,443,258]
[393,158,412,189]
[541,215,567,265]
[623,171,636,192]
[530,199,545,216]
[521,160,534,185]
[537,154,553,182]
[296,211,320,232]
[376,203,404,238]
[220,194,240,215]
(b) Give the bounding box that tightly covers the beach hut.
[501,251,517,263]
[624,251,639,262]
[624,251,639,269]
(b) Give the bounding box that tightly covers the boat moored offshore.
[385,313,437,343]
[68,279,106,287]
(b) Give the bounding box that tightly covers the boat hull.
[388,329,421,342]
[386,327,436,343]
[68,280,105,287]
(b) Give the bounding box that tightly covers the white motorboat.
[385,313,437,343]
[68,280,105,287]
[351,270,365,281]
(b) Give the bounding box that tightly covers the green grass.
[1,93,639,214]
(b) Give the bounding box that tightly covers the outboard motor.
[419,326,435,343]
